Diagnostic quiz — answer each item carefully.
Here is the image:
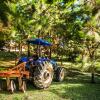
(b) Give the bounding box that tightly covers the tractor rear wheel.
[33,62,53,89]
[55,67,65,82]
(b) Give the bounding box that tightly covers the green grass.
[0,51,100,100]
[0,74,100,100]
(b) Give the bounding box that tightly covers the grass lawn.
[0,74,100,100]
[0,52,100,100]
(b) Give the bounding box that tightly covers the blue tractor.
[18,38,65,89]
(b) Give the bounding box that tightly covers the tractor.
[18,38,65,89]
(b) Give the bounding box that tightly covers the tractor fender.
[19,57,28,62]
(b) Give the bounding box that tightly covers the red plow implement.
[0,63,29,93]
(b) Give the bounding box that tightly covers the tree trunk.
[28,43,30,57]
[15,43,17,65]
[19,42,23,56]
[21,44,22,55]
[91,72,95,83]
[90,57,95,83]
[19,43,20,55]
[8,42,11,52]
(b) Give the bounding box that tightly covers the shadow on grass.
[53,67,100,100]
[65,68,83,77]
[49,70,100,100]
[49,83,100,100]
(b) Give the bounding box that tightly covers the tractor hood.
[27,38,52,46]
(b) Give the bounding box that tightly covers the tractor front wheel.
[55,67,65,82]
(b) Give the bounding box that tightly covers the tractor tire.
[55,67,65,82]
[33,62,53,89]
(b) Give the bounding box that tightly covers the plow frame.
[0,62,29,93]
